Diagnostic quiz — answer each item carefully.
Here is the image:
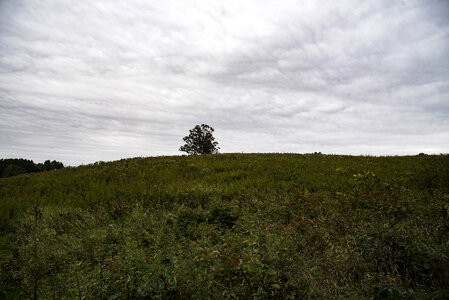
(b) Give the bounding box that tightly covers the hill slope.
[1,153,449,298]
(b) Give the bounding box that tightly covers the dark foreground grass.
[0,153,448,299]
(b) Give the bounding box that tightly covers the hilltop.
[1,153,448,298]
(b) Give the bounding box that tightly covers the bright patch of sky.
[1,0,448,165]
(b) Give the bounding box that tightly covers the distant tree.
[0,158,64,178]
[44,160,52,170]
[0,159,38,176]
[36,163,44,172]
[2,164,26,177]
[51,160,64,170]
[40,160,64,171]
[179,124,220,155]
[42,160,64,171]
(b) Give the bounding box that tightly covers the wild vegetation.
[0,153,448,299]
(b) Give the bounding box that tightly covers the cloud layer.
[1,0,448,165]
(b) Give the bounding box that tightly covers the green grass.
[1,153,449,298]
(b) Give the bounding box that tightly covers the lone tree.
[180,124,220,155]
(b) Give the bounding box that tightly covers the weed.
[0,153,448,298]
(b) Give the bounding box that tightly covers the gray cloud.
[0,0,448,165]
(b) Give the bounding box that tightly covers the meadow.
[0,153,448,299]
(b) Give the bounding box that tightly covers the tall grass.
[1,153,448,298]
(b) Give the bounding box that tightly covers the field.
[1,153,448,299]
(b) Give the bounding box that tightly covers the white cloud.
[0,0,448,165]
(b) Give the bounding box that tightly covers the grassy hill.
[1,153,448,298]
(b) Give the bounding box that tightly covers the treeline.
[0,159,64,178]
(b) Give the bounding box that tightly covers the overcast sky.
[1,0,448,165]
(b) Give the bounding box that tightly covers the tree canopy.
[179,124,220,155]
[0,158,64,178]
